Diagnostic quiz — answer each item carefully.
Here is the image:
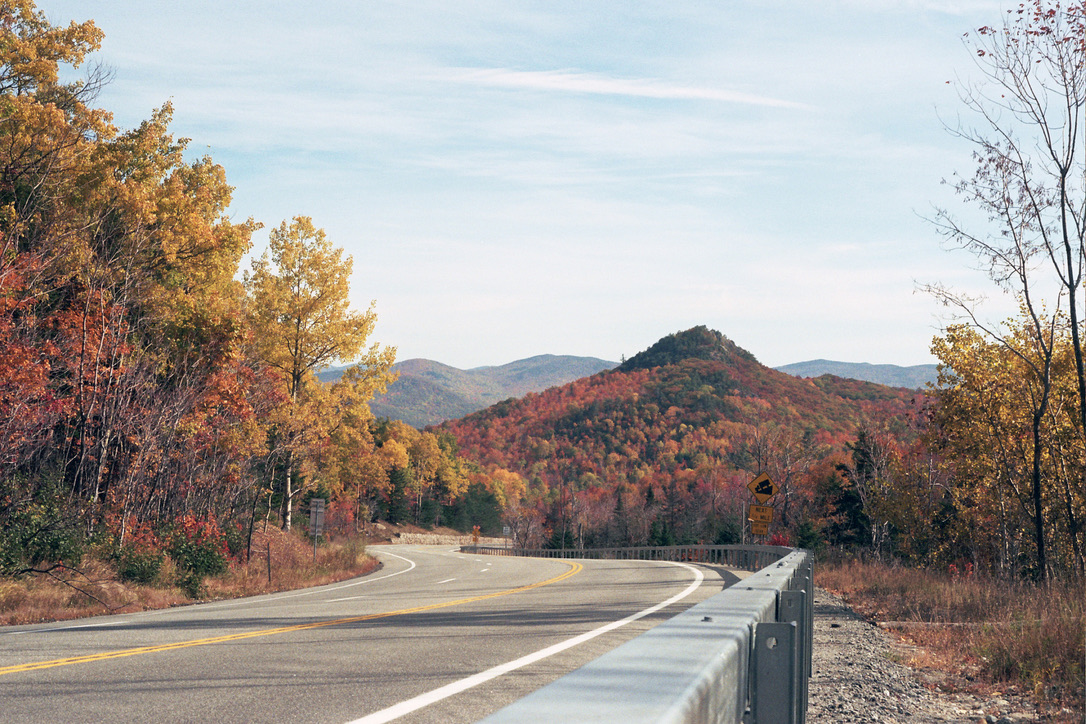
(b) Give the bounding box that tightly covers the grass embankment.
[0,527,378,626]
[819,560,1084,715]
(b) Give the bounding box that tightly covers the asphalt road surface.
[0,545,743,723]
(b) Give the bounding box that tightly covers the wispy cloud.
[444,68,811,110]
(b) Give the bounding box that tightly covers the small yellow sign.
[748,504,774,524]
[747,473,778,504]
[750,520,770,536]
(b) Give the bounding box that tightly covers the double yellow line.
[0,560,583,677]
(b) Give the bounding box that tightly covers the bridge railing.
[459,544,812,724]
[460,543,794,571]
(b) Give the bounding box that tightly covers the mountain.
[619,324,756,371]
[774,360,938,389]
[322,355,618,428]
[441,327,922,514]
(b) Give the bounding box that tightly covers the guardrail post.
[778,590,808,724]
[801,558,813,694]
[752,621,798,724]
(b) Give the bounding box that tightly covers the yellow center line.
[0,560,583,677]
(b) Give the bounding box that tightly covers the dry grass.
[0,557,189,625]
[819,560,1085,714]
[205,527,378,599]
[0,527,378,626]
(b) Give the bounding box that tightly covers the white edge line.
[346,560,705,724]
[187,550,420,608]
[7,620,122,635]
[4,550,420,636]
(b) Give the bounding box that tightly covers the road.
[0,545,742,723]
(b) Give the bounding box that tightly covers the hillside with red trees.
[441,326,924,549]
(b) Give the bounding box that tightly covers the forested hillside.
[442,319,1084,582]
[442,327,923,549]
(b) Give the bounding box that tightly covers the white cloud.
[442,67,813,109]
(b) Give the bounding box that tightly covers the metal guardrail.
[460,544,812,724]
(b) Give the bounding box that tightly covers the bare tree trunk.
[1031,407,1048,581]
[281,450,294,531]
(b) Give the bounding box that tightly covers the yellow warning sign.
[748,504,774,524]
[750,520,770,536]
[747,473,778,504]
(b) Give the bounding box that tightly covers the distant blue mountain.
[319,355,618,428]
[773,359,938,389]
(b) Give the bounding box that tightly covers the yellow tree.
[0,0,107,262]
[2,0,265,532]
[484,467,526,509]
[318,362,398,529]
[429,436,469,523]
[932,316,1085,577]
[245,216,393,529]
[80,107,261,513]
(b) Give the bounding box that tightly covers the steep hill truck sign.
[747,474,777,536]
[747,473,778,504]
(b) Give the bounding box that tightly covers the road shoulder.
[808,588,1043,723]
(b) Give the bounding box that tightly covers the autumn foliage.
[441,327,924,550]
[1,0,1083,618]
[442,320,1084,581]
[0,2,509,595]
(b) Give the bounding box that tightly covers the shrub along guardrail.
[460,544,812,724]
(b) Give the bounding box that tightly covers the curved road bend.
[0,545,744,723]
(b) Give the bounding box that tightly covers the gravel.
[807,589,1047,723]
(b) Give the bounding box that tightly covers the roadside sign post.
[309,498,325,562]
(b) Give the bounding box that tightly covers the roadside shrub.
[115,548,164,584]
[221,522,247,560]
[168,515,228,597]
[324,499,357,539]
[0,581,28,612]
[767,531,791,547]
[325,537,366,570]
[112,523,164,585]
[0,498,84,576]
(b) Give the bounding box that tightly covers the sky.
[38,0,1022,369]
